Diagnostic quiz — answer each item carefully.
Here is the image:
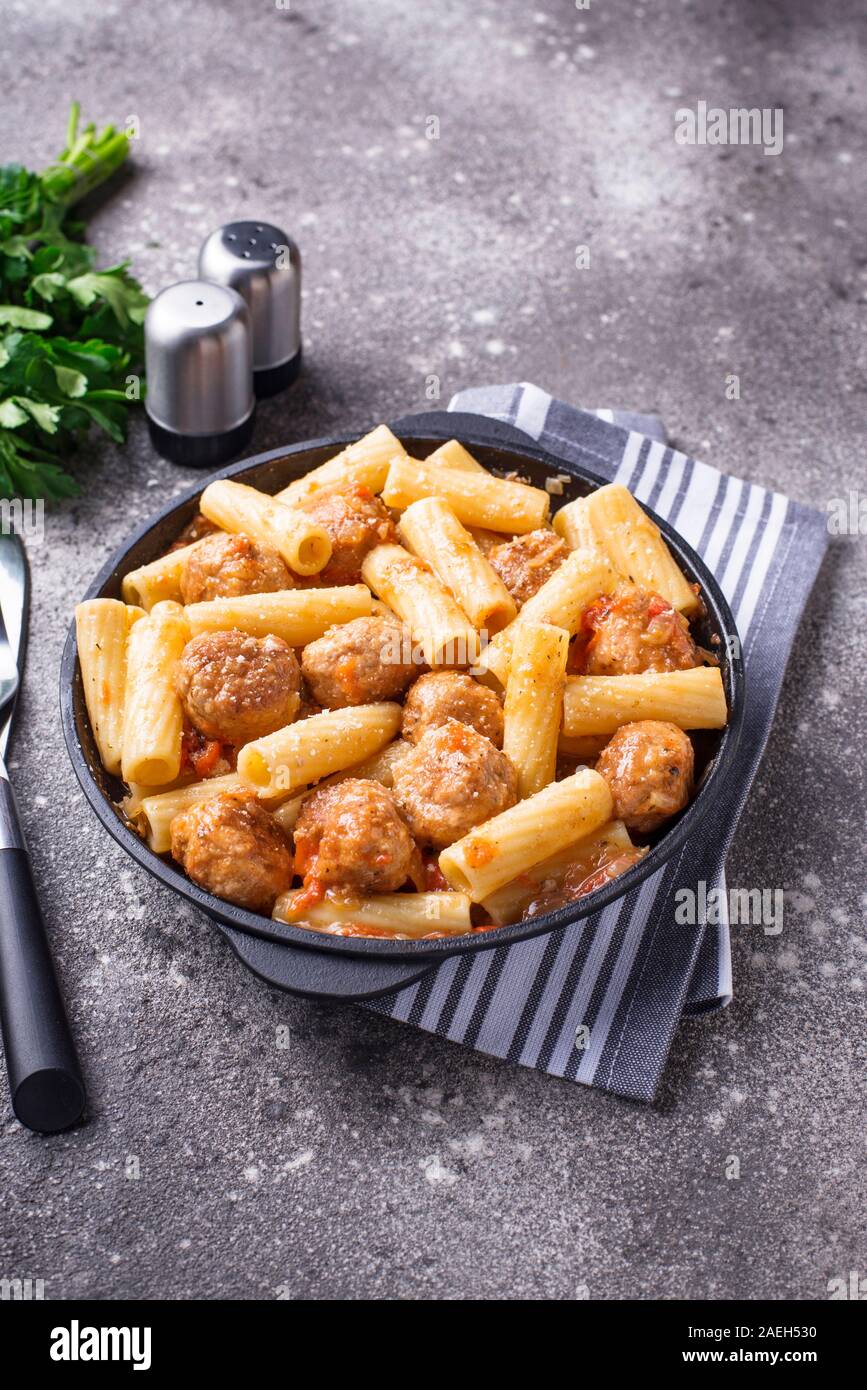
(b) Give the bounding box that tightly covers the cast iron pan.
[60,412,745,1000]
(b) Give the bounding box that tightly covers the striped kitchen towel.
[366,384,830,1101]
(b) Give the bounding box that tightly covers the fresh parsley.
[0,103,148,500]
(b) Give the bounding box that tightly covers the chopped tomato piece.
[646,593,673,620]
[181,728,225,778]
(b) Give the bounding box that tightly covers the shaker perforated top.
[198,221,302,398]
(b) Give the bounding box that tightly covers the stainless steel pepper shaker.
[198,220,302,398]
[144,280,255,467]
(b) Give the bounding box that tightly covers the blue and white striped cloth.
[367,384,829,1101]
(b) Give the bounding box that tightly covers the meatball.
[300,483,396,585]
[301,616,416,709]
[572,586,700,676]
[171,790,293,913]
[488,529,567,607]
[595,721,694,834]
[175,630,300,745]
[293,779,422,895]
[402,671,504,747]
[392,720,518,849]
[180,531,292,604]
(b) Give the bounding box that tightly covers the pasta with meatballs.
[76,425,730,933]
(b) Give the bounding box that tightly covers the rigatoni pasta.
[361,542,480,667]
[273,889,473,937]
[439,767,615,901]
[552,494,613,566]
[383,456,550,534]
[398,496,517,634]
[200,478,331,575]
[480,820,642,924]
[502,622,570,799]
[270,740,412,837]
[135,774,259,853]
[480,546,621,686]
[237,702,403,796]
[75,598,144,776]
[121,542,201,611]
[562,666,728,736]
[184,585,371,645]
[425,438,486,473]
[274,424,409,506]
[121,600,190,786]
[581,483,700,616]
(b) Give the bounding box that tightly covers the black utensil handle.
[0,784,86,1133]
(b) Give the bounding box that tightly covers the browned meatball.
[300,483,396,585]
[293,779,422,894]
[402,671,504,747]
[488,529,567,607]
[171,790,294,912]
[175,630,300,745]
[571,587,700,676]
[595,721,694,834]
[392,720,518,849]
[180,531,292,604]
[301,616,416,709]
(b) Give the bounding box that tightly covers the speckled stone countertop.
[1,0,864,1300]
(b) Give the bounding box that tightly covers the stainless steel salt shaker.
[198,221,302,398]
[144,280,255,467]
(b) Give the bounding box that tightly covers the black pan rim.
[60,424,746,963]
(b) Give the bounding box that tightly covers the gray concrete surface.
[1,0,865,1301]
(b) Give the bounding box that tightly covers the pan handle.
[216,924,436,1002]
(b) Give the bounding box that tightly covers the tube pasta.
[123,774,195,821]
[361,543,479,667]
[480,547,621,686]
[398,497,517,634]
[237,702,403,796]
[319,737,411,791]
[557,733,610,761]
[199,479,331,575]
[273,889,473,937]
[468,526,505,553]
[134,775,240,852]
[425,439,486,473]
[383,456,550,534]
[272,792,306,836]
[480,820,641,924]
[274,425,409,506]
[581,483,699,615]
[503,622,570,799]
[271,739,411,836]
[552,495,612,565]
[121,541,202,611]
[439,767,614,902]
[185,585,371,644]
[562,666,728,736]
[121,600,190,786]
[75,599,144,776]
[134,774,295,854]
